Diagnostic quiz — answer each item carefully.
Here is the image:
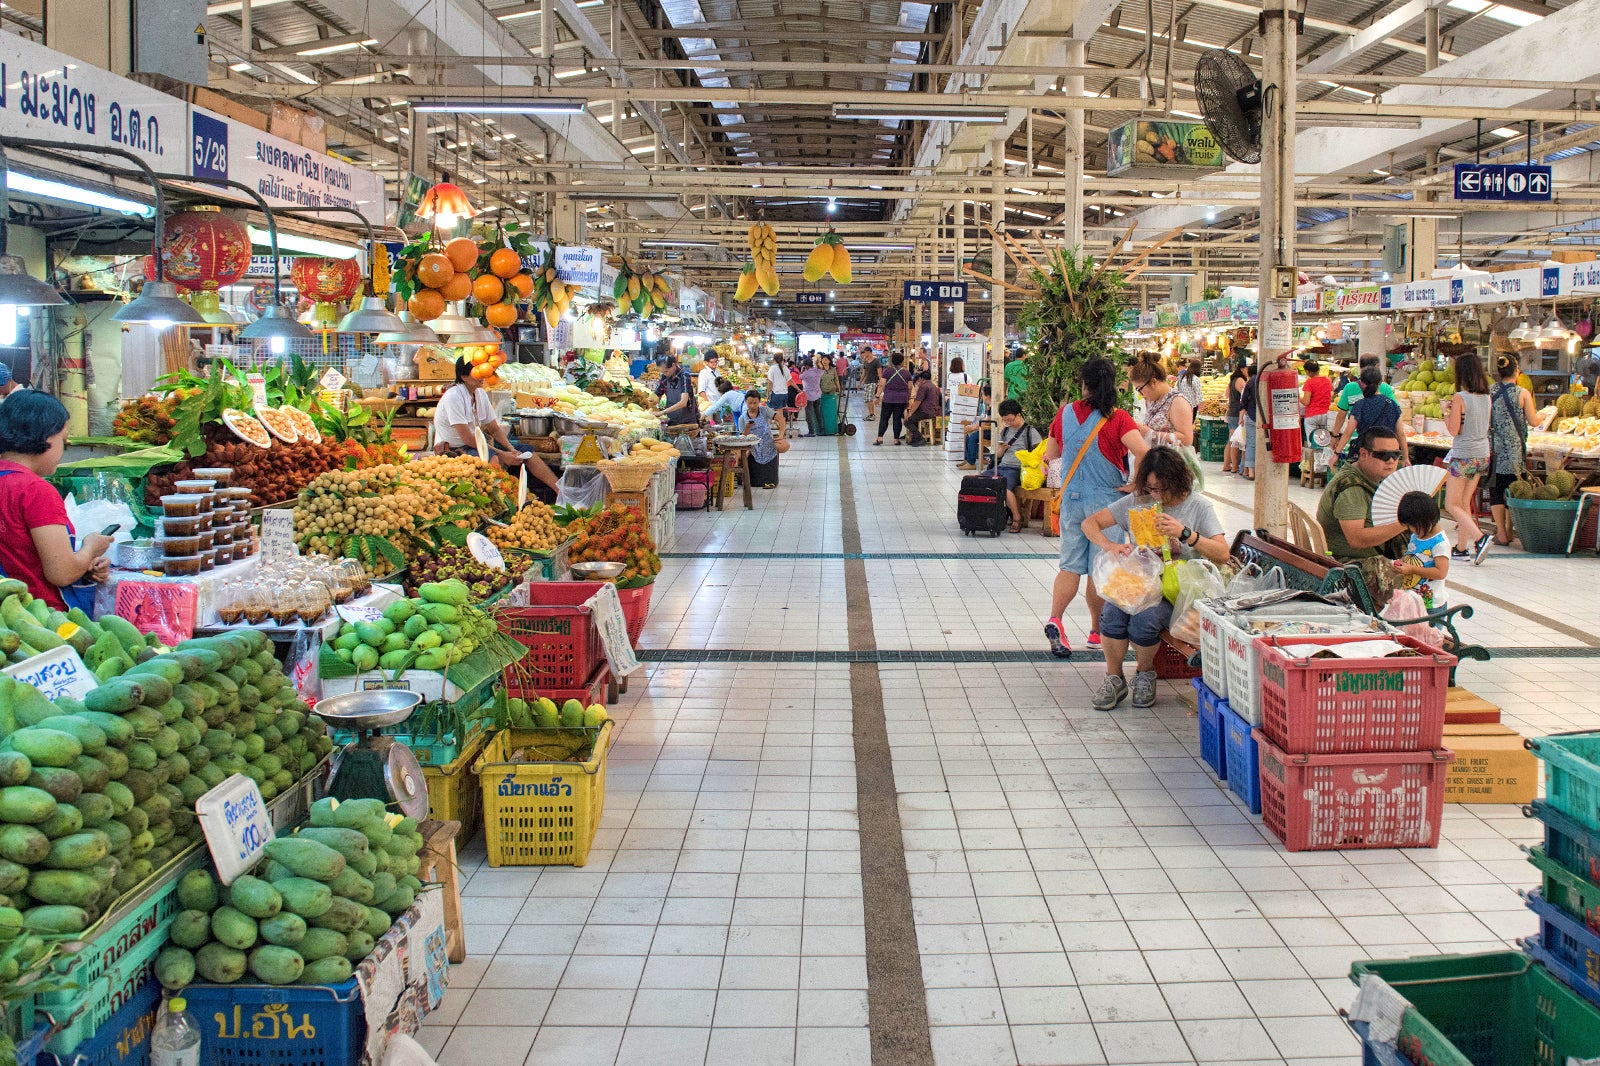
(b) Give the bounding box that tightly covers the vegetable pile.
[329,580,496,673]
[567,504,661,586]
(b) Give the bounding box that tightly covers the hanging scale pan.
[1310,427,1334,449]
[380,738,432,820]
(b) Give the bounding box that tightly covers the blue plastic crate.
[1527,890,1600,1008]
[181,978,365,1066]
[1348,1019,1417,1066]
[1526,931,1600,1014]
[17,1023,48,1066]
[1533,800,1600,885]
[37,976,159,1066]
[1221,702,1262,814]
[1193,678,1227,781]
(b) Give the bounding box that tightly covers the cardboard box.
[188,87,269,131]
[270,102,306,144]
[1443,724,1536,804]
[1445,686,1501,725]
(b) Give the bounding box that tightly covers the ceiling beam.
[1300,0,1447,76]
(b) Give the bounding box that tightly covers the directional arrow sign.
[1454,162,1552,203]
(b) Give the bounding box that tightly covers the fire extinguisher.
[1260,365,1303,464]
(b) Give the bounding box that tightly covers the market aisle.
[422,430,1600,1066]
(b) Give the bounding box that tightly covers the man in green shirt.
[1332,354,1395,437]
[1003,353,1028,403]
[1317,426,1408,561]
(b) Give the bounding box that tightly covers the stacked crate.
[1523,735,1600,1007]
[1249,633,1456,851]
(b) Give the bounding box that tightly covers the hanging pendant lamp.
[418,180,476,230]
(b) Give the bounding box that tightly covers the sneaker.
[1131,669,1158,709]
[1472,533,1493,565]
[1092,675,1128,711]
[1086,631,1101,647]
[1045,618,1071,658]
[1450,548,1472,561]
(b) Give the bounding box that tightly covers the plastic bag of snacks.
[1168,559,1226,644]
[1093,547,1167,615]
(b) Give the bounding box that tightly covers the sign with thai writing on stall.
[0,34,186,172]
[196,774,275,884]
[4,646,95,702]
[585,582,639,678]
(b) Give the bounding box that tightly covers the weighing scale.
[313,689,432,819]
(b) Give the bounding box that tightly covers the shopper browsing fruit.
[697,352,721,408]
[0,391,112,611]
[1488,352,1538,546]
[433,357,560,501]
[657,355,701,429]
[1081,447,1227,711]
[1443,352,1494,564]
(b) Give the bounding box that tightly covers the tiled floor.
[419,430,1600,1066]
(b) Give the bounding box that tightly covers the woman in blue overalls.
[1041,358,1149,658]
[0,392,113,613]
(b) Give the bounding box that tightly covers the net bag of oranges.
[1093,546,1167,615]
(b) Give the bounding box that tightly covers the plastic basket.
[1256,634,1454,754]
[1221,703,1262,814]
[1527,890,1600,1007]
[617,583,653,647]
[475,723,612,867]
[528,662,616,708]
[1196,600,1232,698]
[1154,639,1200,680]
[1507,496,1581,554]
[36,974,159,1066]
[1220,604,1386,727]
[1529,732,1600,835]
[180,979,365,1066]
[1530,846,1600,934]
[1254,731,1453,851]
[1348,951,1600,1066]
[1193,678,1227,780]
[1534,800,1600,885]
[423,726,492,839]
[495,583,606,698]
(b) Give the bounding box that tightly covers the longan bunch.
[487,501,562,552]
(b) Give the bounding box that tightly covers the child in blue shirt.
[1391,490,1449,609]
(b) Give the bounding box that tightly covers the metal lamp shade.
[0,256,63,307]
[338,296,405,334]
[240,301,314,341]
[374,311,441,346]
[113,280,206,325]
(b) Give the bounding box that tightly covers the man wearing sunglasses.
[1317,427,1411,601]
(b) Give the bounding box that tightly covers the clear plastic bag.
[555,466,608,509]
[1225,561,1285,598]
[1168,559,1226,645]
[1093,546,1167,615]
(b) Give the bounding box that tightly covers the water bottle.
[150,995,202,1066]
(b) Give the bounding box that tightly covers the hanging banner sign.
[186,108,387,225]
[244,255,296,279]
[796,292,826,305]
[523,243,605,293]
[1461,267,1542,305]
[0,34,186,173]
[1332,286,1383,313]
[903,281,968,302]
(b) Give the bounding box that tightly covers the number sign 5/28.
[191,112,229,182]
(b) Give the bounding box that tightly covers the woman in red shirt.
[1300,359,1336,477]
[0,392,112,611]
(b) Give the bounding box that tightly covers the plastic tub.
[159,494,205,517]
[162,556,201,576]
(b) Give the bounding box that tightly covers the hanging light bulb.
[418,180,476,230]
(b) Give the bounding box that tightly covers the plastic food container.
[212,524,234,546]
[198,548,216,572]
[173,479,216,495]
[158,535,200,558]
[197,530,214,552]
[160,494,206,517]
[214,543,234,565]
[191,468,233,486]
[157,515,204,537]
[162,555,201,577]
[221,486,254,505]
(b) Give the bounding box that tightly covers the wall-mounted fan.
[1194,49,1263,164]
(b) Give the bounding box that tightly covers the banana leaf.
[55,444,185,475]
[66,436,144,450]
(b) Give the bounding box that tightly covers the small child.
[1392,490,1449,609]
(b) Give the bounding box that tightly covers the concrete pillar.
[913,241,925,353]
[990,139,1007,398]
[1064,39,1087,249]
[1425,5,1441,71]
[1255,0,1298,537]
[954,201,967,333]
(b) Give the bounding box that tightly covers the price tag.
[584,582,640,678]
[321,368,347,391]
[337,604,386,624]
[4,646,96,702]
[247,373,268,410]
[466,531,506,570]
[195,774,275,885]
[259,510,297,563]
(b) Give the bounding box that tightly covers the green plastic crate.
[1349,951,1600,1066]
[1531,846,1600,933]
[1529,733,1600,835]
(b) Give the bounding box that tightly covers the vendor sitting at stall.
[1317,426,1410,603]
[905,370,943,446]
[736,390,786,489]
[433,357,561,502]
[0,392,112,611]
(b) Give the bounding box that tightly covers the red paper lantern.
[289,257,362,302]
[159,206,251,292]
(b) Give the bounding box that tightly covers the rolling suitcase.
[957,467,1008,537]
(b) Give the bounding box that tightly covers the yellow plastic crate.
[473,723,612,867]
[423,728,492,840]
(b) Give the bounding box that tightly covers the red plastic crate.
[1256,633,1454,754]
[1154,639,1201,680]
[534,661,616,707]
[1254,730,1454,851]
[617,582,654,647]
[495,583,606,698]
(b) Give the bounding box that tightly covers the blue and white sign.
[0,34,186,171]
[195,773,275,885]
[904,281,968,302]
[796,292,827,305]
[1453,163,1553,202]
[187,109,387,225]
[523,243,606,293]
[4,645,95,702]
[191,110,228,182]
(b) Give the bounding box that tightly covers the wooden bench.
[417,819,465,963]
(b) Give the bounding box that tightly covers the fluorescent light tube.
[833,104,1007,123]
[6,172,150,217]
[247,226,360,259]
[297,38,376,56]
[411,100,587,115]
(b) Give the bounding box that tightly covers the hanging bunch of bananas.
[802,231,853,284]
[733,261,758,302]
[609,257,673,318]
[529,245,568,329]
[747,222,779,295]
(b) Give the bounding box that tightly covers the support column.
[46,0,131,74]
[913,241,925,353]
[540,0,555,84]
[1064,39,1087,249]
[1425,5,1441,71]
[954,201,967,333]
[990,138,1007,398]
[1255,0,1299,536]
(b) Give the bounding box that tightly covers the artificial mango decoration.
[733,261,758,302]
[802,232,852,284]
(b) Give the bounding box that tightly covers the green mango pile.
[155,797,425,988]
[330,580,495,674]
[0,575,152,670]
[0,628,332,959]
[504,696,609,730]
